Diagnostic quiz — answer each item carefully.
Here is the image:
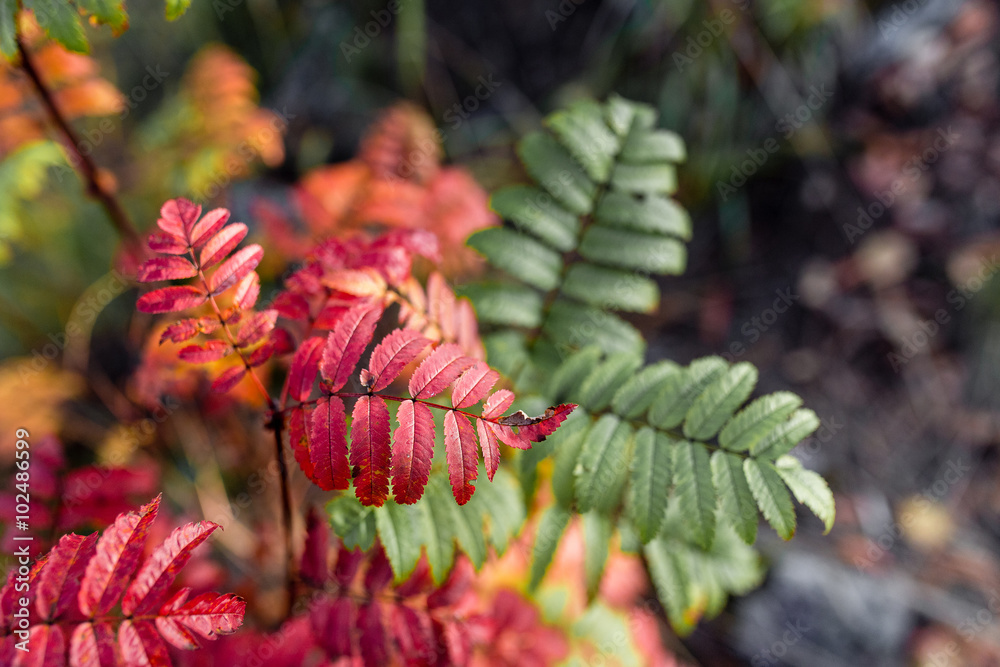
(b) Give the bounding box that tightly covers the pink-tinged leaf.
[365,546,393,592]
[245,342,274,367]
[444,411,478,505]
[321,268,388,297]
[334,548,365,587]
[301,507,330,588]
[235,310,278,347]
[408,343,475,400]
[166,592,245,640]
[358,602,388,666]
[426,557,473,609]
[477,419,500,482]
[271,328,295,355]
[79,494,160,617]
[233,271,260,310]
[35,532,98,621]
[428,272,456,342]
[155,615,200,651]
[147,232,187,255]
[136,256,198,283]
[209,244,263,295]
[118,619,169,666]
[517,404,578,442]
[391,604,435,664]
[451,362,499,409]
[158,198,202,239]
[16,624,64,667]
[391,400,435,504]
[287,336,324,402]
[160,318,202,344]
[456,298,483,359]
[309,396,350,491]
[69,622,116,667]
[435,618,471,666]
[198,223,248,269]
[288,407,315,480]
[486,422,532,450]
[122,520,220,615]
[366,329,431,392]
[482,389,515,419]
[179,340,230,363]
[211,366,247,393]
[315,597,356,657]
[271,291,310,321]
[314,301,354,330]
[136,285,206,314]
[351,395,391,507]
[189,209,230,249]
[394,559,432,598]
[320,302,384,392]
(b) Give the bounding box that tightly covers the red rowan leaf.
[444,411,478,505]
[233,271,260,310]
[245,342,274,367]
[179,340,230,363]
[351,395,391,506]
[69,621,116,667]
[315,597,356,657]
[364,547,393,592]
[271,291,310,321]
[482,389,515,419]
[122,521,220,615]
[428,272,456,341]
[390,400,435,504]
[189,208,230,249]
[426,557,473,609]
[451,361,499,409]
[136,256,198,282]
[288,406,315,480]
[309,396,351,491]
[35,532,98,621]
[147,232,188,255]
[408,343,475,399]
[334,548,365,587]
[79,495,160,617]
[162,592,245,641]
[211,366,247,393]
[359,602,388,667]
[321,302,384,392]
[199,223,248,269]
[160,318,202,344]
[517,404,577,442]
[321,267,387,297]
[118,619,170,666]
[314,302,352,329]
[137,285,207,314]
[390,604,435,664]
[236,309,278,347]
[366,329,430,392]
[271,328,296,356]
[21,624,65,667]
[287,336,325,401]
[158,198,202,239]
[476,418,500,481]
[486,422,532,450]
[301,507,330,588]
[154,613,200,651]
[209,244,263,294]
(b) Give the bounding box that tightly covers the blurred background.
[2,0,1000,664]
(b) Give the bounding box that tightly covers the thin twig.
[15,35,142,257]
